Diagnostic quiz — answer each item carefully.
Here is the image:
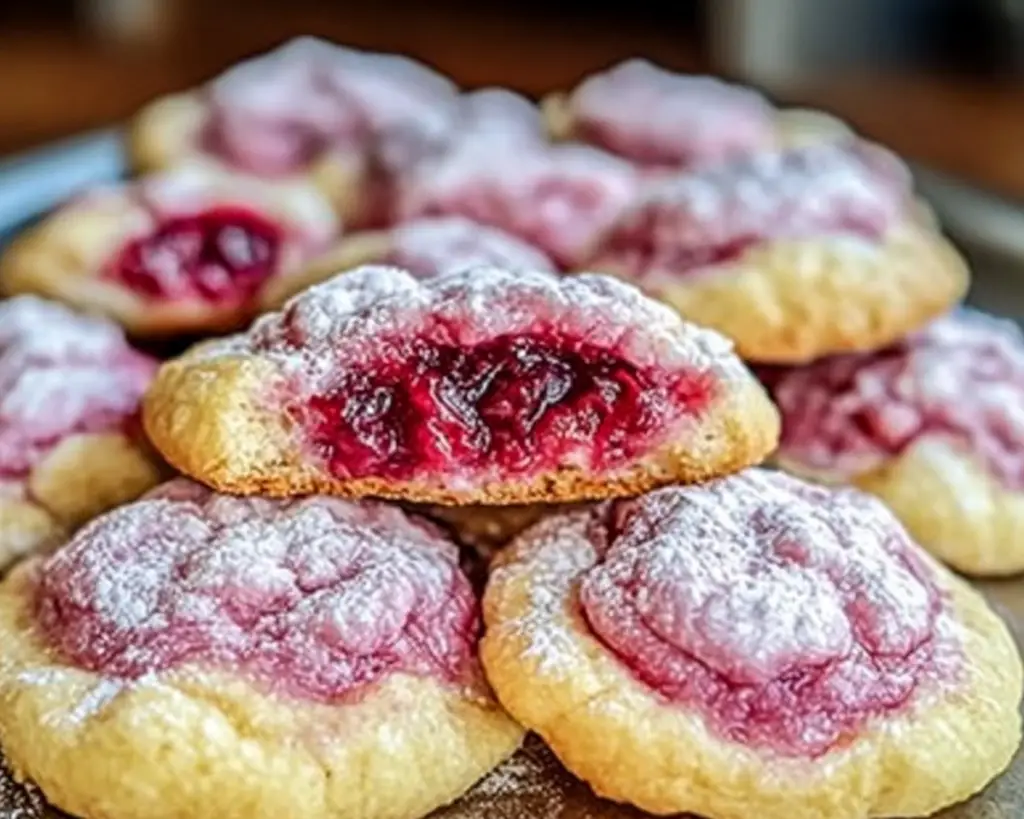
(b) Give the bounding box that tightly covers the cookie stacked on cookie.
[0,37,1020,819]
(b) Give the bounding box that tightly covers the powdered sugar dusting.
[569,58,775,167]
[202,37,459,176]
[387,217,555,276]
[592,140,910,278]
[0,755,44,819]
[0,296,155,479]
[224,265,743,392]
[397,140,640,267]
[34,478,480,701]
[768,309,1024,488]
[500,470,961,757]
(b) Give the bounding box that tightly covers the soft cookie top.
[144,266,778,505]
[481,469,1022,818]
[588,140,910,282]
[193,37,458,177]
[0,296,156,496]
[766,310,1024,489]
[32,478,482,701]
[549,58,776,168]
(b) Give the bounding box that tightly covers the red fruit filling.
[108,207,282,303]
[244,267,726,489]
[593,142,909,280]
[765,310,1024,489]
[570,59,775,168]
[385,217,556,278]
[580,470,958,757]
[35,480,480,701]
[400,143,638,269]
[305,333,714,483]
[0,297,156,481]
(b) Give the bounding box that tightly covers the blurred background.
[2,0,1024,312]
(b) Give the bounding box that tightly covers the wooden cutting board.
[1,575,1022,819]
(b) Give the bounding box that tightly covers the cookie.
[416,504,571,561]
[261,216,556,310]
[765,309,1024,577]
[583,140,968,363]
[128,36,459,226]
[0,297,162,572]
[396,138,639,269]
[144,266,778,505]
[482,469,1023,819]
[0,478,522,819]
[542,58,851,168]
[0,166,337,337]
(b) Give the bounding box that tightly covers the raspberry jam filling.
[305,334,714,483]
[765,311,1024,489]
[0,297,156,481]
[109,207,282,303]
[580,470,958,757]
[385,217,556,277]
[569,59,775,168]
[592,142,909,280]
[400,142,638,269]
[35,480,480,701]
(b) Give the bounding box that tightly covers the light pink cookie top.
[73,168,336,304]
[501,469,960,758]
[203,266,741,486]
[766,310,1024,490]
[35,479,480,702]
[591,141,911,280]
[0,297,156,489]
[201,37,459,176]
[397,140,639,268]
[566,59,776,168]
[384,217,555,277]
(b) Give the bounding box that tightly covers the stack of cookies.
[0,37,1021,819]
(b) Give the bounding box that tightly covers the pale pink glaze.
[766,310,1024,489]
[0,297,156,484]
[592,141,910,280]
[35,479,480,701]
[579,469,959,757]
[203,266,741,489]
[201,37,458,176]
[397,141,639,268]
[385,217,556,277]
[568,59,776,168]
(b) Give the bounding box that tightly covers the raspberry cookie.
[144,266,778,504]
[419,504,570,561]
[482,469,1022,819]
[129,37,459,224]
[765,309,1024,577]
[261,216,556,309]
[0,167,337,337]
[0,478,522,819]
[0,297,162,572]
[397,139,639,269]
[584,141,968,363]
[543,59,851,169]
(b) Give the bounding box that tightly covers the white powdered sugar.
[601,141,910,270]
[495,469,961,756]
[35,478,478,698]
[388,217,556,276]
[0,296,155,477]
[209,265,743,393]
[569,58,775,165]
[397,139,640,267]
[771,309,1024,487]
[205,37,459,174]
